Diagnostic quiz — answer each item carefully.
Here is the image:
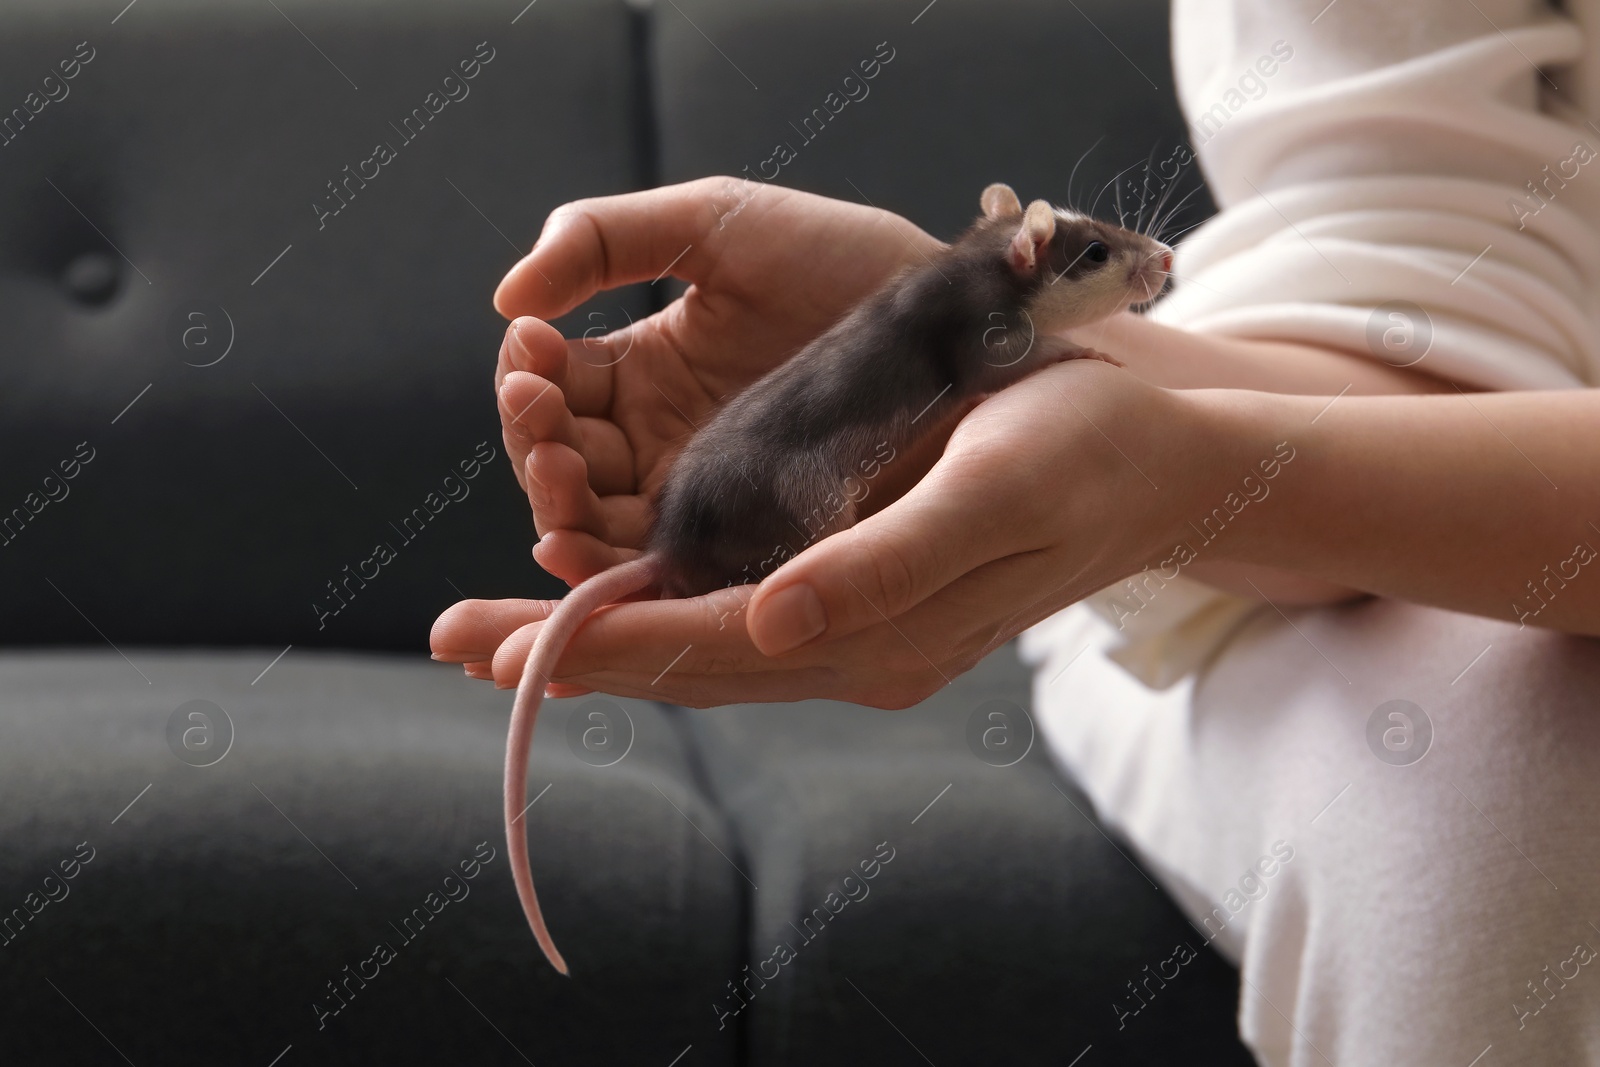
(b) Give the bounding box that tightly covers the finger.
[501,420,531,494]
[524,446,607,541]
[430,598,557,661]
[532,530,634,587]
[530,664,851,709]
[488,585,764,689]
[521,450,653,549]
[554,547,1080,708]
[496,335,536,492]
[506,403,633,504]
[464,661,495,682]
[573,419,635,496]
[744,458,1024,656]
[503,316,615,418]
[524,445,595,537]
[491,621,543,689]
[499,373,583,454]
[490,536,1006,688]
[497,325,610,496]
[855,402,965,520]
[494,178,726,320]
[594,493,655,550]
[495,323,514,396]
[498,372,633,496]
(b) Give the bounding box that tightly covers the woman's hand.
[488,176,945,587]
[434,360,1237,708]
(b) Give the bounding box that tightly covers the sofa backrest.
[0,0,1203,652]
[651,0,1208,242]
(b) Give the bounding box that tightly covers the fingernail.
[751,583,826,655]
[506,320,535,372]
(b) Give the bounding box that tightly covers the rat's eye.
[1084,241,1109,265]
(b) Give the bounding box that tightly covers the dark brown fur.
[649,206,1170,596]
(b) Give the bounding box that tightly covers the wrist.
[1153,387,1311,574]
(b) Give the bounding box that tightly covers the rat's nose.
[1160,251,1173,274]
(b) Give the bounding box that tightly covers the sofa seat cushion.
[679,644,1255,1065]
[0,649,741,1065]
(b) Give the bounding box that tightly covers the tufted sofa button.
[61,250,120,305]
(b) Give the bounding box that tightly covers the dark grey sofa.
[0,1,1252,1063]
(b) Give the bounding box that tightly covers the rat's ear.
[1007,200,1057,274]
[980,183,1022,220]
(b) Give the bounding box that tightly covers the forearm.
[1186,387,1600,635]
[1075,312,1450,603]
[1080,311,1450,397]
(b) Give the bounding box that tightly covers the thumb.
[493,181,722,321]
[745,465,1011,656]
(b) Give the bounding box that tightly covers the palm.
[494,179,943,570]
[606,186,941,493]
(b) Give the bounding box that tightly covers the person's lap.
[1032,596,1600,1065]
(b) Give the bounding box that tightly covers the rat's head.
[979,183,1173,332]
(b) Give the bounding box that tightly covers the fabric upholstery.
[0,650,743,1065]
[685,645,1253,1065]
[0,0,650,650]
[0,0,1252,1061]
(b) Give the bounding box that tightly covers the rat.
[504,182,1173,975]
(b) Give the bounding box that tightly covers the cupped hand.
[488,176,946,587]
[435,359,1245,708]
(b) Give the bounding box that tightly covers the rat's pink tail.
[505,554,658,976]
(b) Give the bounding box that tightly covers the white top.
[1032,0,1600,688]
[1020,12,1600,1058]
